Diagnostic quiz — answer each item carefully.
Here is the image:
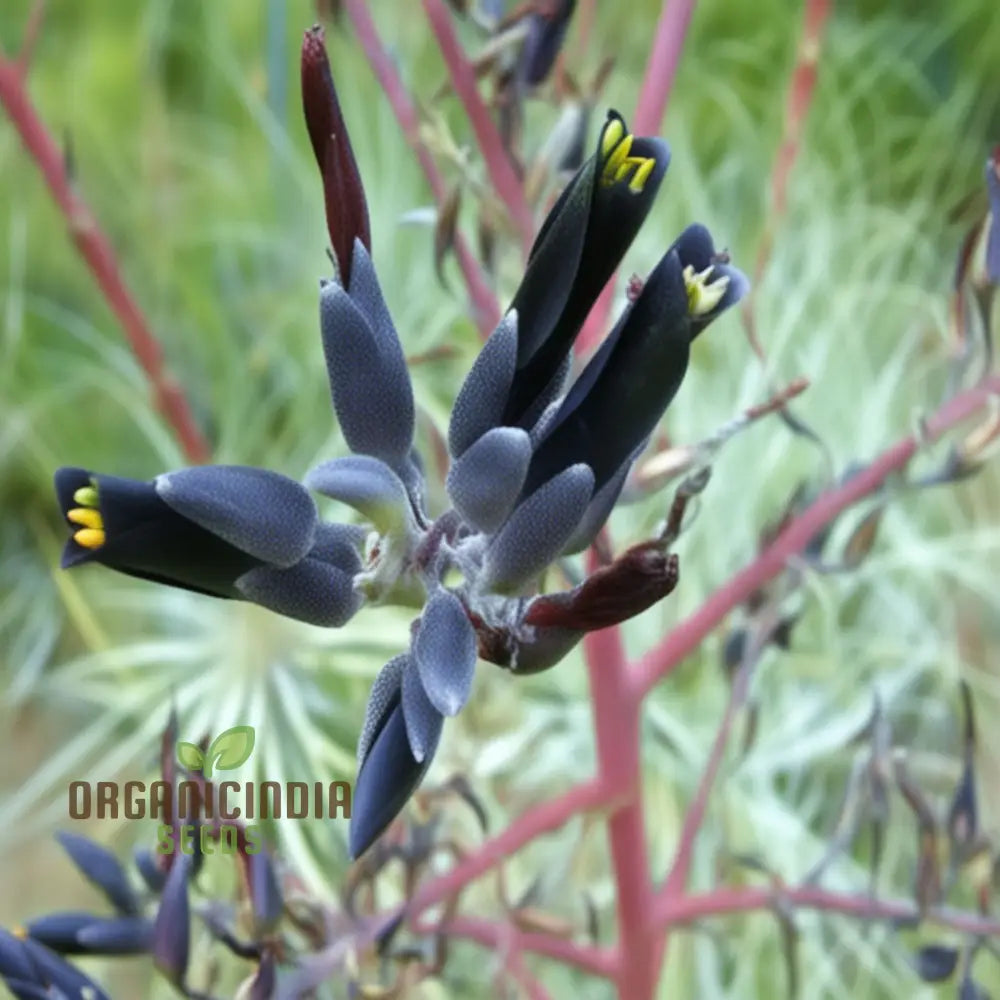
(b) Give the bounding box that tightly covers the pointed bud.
[915,944,959,983]
[301,25,371,283]
[517,0,576,86]
[525,542,679,635]
[153,853,191,987]
[54,831,139,916]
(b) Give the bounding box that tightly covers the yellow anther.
[73,485,99,508]
[67,507,104,531]
[602,134,633,184]
[628,157,656,193]
[13,925,27,940]
[73,528,106,550]
[683,264,731,316]
[600,116,626,158]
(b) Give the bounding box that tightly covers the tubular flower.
[53,28,748,859]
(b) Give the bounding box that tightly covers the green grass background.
[1,0,1000,997]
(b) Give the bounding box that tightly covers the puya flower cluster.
[53,27,748,860]
[1,814,283,998]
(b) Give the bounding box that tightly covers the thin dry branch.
[0,53,210,463]
[632,375,1000,698]
[422,0,535,251]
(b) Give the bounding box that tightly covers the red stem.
[397,377,1000,986]
[631,375,1000,697]
[428,914,617,978]
[340,0,501,337]
[656,885,1000,938]
[583,553,659,999]
[661,676,741,900]
[632,0,699,135]
[503,950,553,1000]
[421,0,535,252]
[576,0,698,354]
[743,0,832,361]
[408,778,607,916]
[14,0,46,78]
[0,56,210,464]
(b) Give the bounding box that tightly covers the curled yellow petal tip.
[67,507,104,530]
[73,528,106,550]
[73,485,99,508]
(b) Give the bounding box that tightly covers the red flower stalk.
[301,25,371,283]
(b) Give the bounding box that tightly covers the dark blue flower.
[54,466,362,627]
[517,0,576,87]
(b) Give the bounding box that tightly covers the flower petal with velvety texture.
[350,703,432,858]
[320,279,414,467]
[401,657,445,763]
[446,427,532,534]
[236,559,360,627]
[156,466,317,568]
[561,455,634,555]
[308,521,366,576]
[306,456,413,535]
[413,590,477,716]
[357,654,407,767]
[448,311,518,458]
[482,464,594,592]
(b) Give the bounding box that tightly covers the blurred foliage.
[1,0,1000,997]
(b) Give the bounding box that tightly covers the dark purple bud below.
[18,936,112,1000]
[915,944,959,983]
[153,853,191,986]
[518,0,576,86]
[249,851,284,933]
[54,831,139,916]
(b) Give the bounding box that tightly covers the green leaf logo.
[176,741,205,771]
[203,725,255,779]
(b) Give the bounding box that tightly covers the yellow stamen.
[67,507,104,530]
[73,485,99,507]
[73,528,106,549]
[613,158,633,183]
[13,925,27,939]
[628,157,656,193]
[600,116,626,159]
[683,264,731,316]
[602,134,633,183]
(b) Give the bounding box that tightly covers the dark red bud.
[526,542,679,632]
[301,25,371,283]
